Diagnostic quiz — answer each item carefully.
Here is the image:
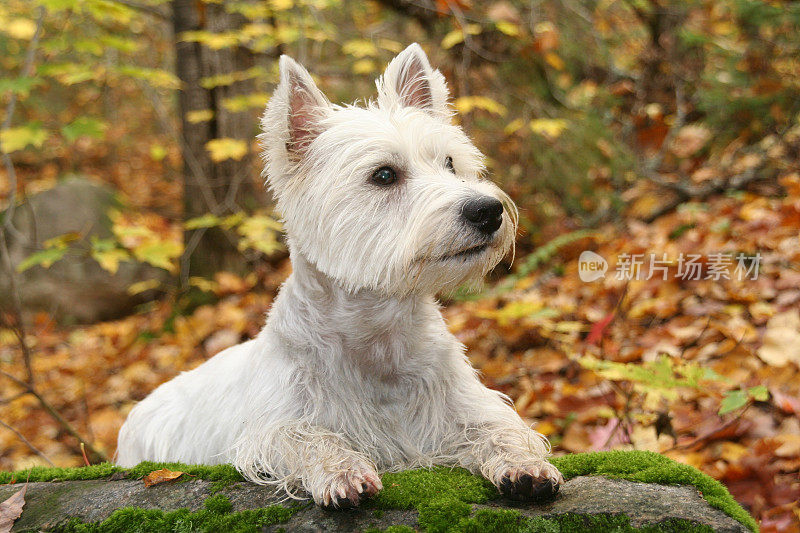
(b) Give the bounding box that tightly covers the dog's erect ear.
[377,43,450,118]
[262,55,330,162]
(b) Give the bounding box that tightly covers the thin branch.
[2,6,45,239]
[0,369,108,462]
[0,419,55,466]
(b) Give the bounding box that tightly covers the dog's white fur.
[117,43,562,507]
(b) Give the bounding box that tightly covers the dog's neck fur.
[270,244,443,379]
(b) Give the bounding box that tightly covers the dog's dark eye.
[371,166,397,186]
[445,156,455,173]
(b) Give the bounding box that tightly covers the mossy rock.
[0,451,757,532]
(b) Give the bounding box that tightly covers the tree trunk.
[171,0,265,279]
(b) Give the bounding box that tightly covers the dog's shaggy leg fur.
[459,422,563,501]
[234,421,382,508]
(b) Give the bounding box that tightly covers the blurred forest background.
[1,0,799,529]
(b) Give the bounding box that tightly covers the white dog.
[117,43,562,509]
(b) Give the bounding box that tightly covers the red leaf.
[587,312,615,345]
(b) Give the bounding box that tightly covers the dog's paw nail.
[499,469,561,503]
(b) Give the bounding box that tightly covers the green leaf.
[747,385,769,402]
[61,117,107,142]
[17,247,67,272]
[0,77,43,98]
[719,390,748,415]
[185,213,222,230]
[0,123,48,153]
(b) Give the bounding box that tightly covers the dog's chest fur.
[268,257,463,462]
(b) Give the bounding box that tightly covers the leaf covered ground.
[1,176,799,529]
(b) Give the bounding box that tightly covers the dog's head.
[260,43,517,296]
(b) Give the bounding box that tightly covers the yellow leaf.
[352,59,376,75]
[5,18,37,40]
[495,20,520,37]
[453,96,507,117]
[530,118,569,139]
[186,110,214,123]
[205,138,248,162]
[237,214,284,256]
[91,248,130,274]
[378,39,404,53]
[544,52,565,70]
[221,93,269,113]
[442,24,481,50]
[0,125,48,153]
[189,276,219,293]
[504,118,525,135]
[342,39,378,58]
[269,0,293,10]
[185,213,222,230]
[127,279,161,295]
[143,468,184,487]
[132,240,183,272]
[442,29,464,50]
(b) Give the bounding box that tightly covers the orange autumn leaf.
[142,469,184,487]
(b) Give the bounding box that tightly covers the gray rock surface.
[0,176,171,323]
[0,475,749,532]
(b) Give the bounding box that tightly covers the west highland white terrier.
[117,43,563,508]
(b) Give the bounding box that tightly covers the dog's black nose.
[461,196,504,235]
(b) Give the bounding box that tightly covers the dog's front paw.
[317,466,383,510]
[496,461,563,503]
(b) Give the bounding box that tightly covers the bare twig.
[0,419,55,466]
[0,369,108,462]
[2,7,45,239]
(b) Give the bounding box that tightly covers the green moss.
[1,452,756,532]
[458,508,527,533]
[373,466,495,510]
[58,495,297,533]
[203,493,233,514]
[364,526,417,533]
[0,463,120,484]
[369,509,717,533]
[418,497,472,533]
[0,461,244,485]
[124,462,244,482]
[548,451,757,532]
[526,513,716,532]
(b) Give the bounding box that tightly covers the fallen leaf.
[0,486,26,533]
[587,312,615,345]
[671,124,711,158]
[757,310,800,366]
[143,469,184,487]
